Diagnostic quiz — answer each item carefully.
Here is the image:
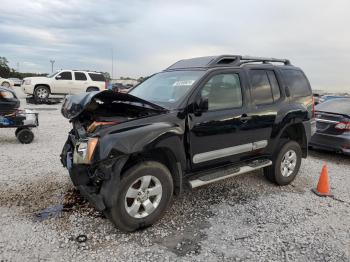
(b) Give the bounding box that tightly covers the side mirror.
[55,75,62,80]
[199,98,209,112]
[195,98,208,115]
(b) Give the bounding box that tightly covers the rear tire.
[1,82,10,88]
[16,128,34,144]
[264,140,302,185]
[107,161,173,232]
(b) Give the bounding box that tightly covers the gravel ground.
[0,91,349,261]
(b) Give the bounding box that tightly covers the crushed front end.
[60,90,166,211]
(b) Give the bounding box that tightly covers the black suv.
[61,55,315,231]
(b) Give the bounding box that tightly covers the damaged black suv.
[61,55,315,231]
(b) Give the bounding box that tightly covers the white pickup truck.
[22,70,107,100]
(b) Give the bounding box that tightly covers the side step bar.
[189,159,272,188]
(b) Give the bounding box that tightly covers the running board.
[189,159,272,188]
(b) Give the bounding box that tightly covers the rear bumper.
[310,132,350,155]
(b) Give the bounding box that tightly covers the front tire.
[34,86,50,101]
[107,161,173,232]
[264,140,302,186]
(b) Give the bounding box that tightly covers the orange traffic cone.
[312,164,333,197]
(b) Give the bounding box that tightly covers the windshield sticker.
[173,80,195,86]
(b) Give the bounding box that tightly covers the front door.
[188,71,267,170]
[53,71,73,94]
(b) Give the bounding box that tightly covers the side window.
[282,69,312,97]
[250,70,274,105]
[201,73,242,111]
[88,73,106,82]
[267,71,281,101]
[57,71,72,80]
[74,72,87,81]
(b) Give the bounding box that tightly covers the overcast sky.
[1,0,349,92]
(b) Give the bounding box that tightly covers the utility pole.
[50,60,55,73]
[111,48,114,80]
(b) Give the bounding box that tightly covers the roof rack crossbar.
[238,56,291,65]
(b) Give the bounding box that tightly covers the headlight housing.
[0,91,15,99]
[74,138,99,164]
[24,79,31,85]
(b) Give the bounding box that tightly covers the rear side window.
[88,73,105,82]
[267,71,280,101]
[250,70,280,105]
[282,69,312,97]
[74,72,87,81]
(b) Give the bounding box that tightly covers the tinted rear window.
[249,70,281,105]
[75,72,87,81]
[316,98,350,115]
[282,69,311,97]
[88,73,105,81]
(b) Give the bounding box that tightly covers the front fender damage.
[70,156,128,211]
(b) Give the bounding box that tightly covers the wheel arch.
[34,84,51,93]
[86,86,100,92]
[120,147,183,195]
[274,122,308,158]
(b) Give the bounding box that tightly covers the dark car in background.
[310,98,350,155]
[319,95,349,104]
[110,83,132,93]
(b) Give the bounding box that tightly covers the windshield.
[130,70,205,109]
[47,72,59,78]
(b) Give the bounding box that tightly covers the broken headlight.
[74,138,98,164]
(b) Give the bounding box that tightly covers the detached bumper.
[310,132,350,155]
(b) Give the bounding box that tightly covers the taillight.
[105,81,108,89]
[335,122,350,130]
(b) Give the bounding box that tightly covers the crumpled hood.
[61,90,166,119]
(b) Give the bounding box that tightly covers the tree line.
[0,56,48,79]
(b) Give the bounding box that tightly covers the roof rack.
[166,55,292,70]
[238,56,291,66]
[209,55,291,66]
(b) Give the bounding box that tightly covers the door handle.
[240,114,252,122]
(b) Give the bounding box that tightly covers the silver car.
[310,98,350,155]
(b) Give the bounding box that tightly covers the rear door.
[52,71,73,94]
[72,72,89,94]
[244,69,282,145]
[188,70,268,170]
[88,73,106,90]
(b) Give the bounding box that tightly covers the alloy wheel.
[124,175,163,218]
[280,149,297,177]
